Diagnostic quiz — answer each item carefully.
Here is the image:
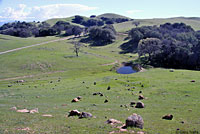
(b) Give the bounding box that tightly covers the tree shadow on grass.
[119,40,138,54]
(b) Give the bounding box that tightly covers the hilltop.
[44,13,200,32]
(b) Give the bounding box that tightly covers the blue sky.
[0,0,199,22]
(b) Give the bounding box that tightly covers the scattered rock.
[180,121,185,124]
[130,101,136,106]
[42,114,53,117]
[8,85,12,87]
[100,93,104,96]
[16,80,25,83]
[141,85,144,87]
[105,119,122,125]
[50,81,53,83]
[170,69,174,72]
[190,80,195,82]
[138,95,145,100]
[71,98,79,102]
[104,99,108,103]
[139,91,142,94]
[29,108,39,114]
[107,86,111,90]
[10,106,17,110]
[77,96,82,100]
[68,110,81,117]
[17,109,29,113]
[93,92,103,96]
[16,127,30,131]
[79,112,93,119]
[162,114,173,120]
[125,113,144,129]
[94,82,96,85]
[135,101,145,108]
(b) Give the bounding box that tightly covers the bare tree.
[72,41,82,57]
[132,21,140,27]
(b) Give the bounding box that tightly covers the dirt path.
[0,35,75,55]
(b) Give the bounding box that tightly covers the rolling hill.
[44,13,200,32]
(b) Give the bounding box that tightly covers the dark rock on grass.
[77,96,82,100]
[79,112,93,119]
[104,99,108,103]
[139,91,142,94]
[68,110,81,117]
[170,69,174,72]
[94,82,96,85]
[8,85,12,87]
[107,86,111,90]
[138,95,145,100]
[130,101,136,106]
[135,101,144,108]
[125,113,144,129]
[141,85,144,87]
[162,114,173,120]
[71,98,79,102]
[93,92,103,96]
[100,93,104,96]
[50,81,53,83]
[190,80,195,82]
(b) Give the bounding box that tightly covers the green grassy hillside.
[97,13,131,19]
[114,17,200,32]
[0,34,60,52]
[45,16,89,26]
[0,33,200,134]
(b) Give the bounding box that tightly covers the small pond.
[117,66,138,74]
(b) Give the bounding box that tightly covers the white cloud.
[0,4,98,22]
[126,10,143,15]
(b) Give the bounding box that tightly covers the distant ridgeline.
[0,14,130,38]
[125,23,200,70]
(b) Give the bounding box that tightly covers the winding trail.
[0,35,75,55]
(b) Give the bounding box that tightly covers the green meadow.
[0,19,200,133]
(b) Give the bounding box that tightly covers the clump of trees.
[72,15,130,27]
[0,21,83,38]
[127,23,200,70]
[87,25,116,46]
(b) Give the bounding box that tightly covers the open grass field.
[0,28,200,134]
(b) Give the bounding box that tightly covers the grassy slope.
[0,34,61,52]
[45,16,89,27]
[0,34,200,134]
[114,17,200,32]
